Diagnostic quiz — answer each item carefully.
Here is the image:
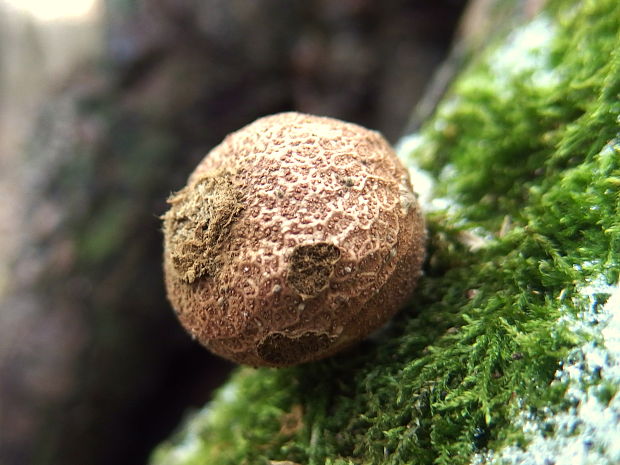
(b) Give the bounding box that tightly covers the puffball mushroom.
[163,112,426,367]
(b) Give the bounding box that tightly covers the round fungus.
[162,112,426,367]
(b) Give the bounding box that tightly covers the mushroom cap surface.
[163,112,426,366]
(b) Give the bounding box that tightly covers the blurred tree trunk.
[0,1,465,465]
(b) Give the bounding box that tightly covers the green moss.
[151,0,620,463]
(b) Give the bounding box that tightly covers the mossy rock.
[151,0,620,463]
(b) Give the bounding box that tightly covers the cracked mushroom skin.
[163,112,426,367]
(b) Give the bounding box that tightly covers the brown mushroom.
[162,112,426,367]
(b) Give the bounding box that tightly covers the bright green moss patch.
[152,0,620,463]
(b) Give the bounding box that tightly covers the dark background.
[0,1,466,464]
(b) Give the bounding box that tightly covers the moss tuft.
[164,172,244,283]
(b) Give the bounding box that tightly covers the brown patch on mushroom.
[257,331,333,365]
[287,243,341,298]
[163,171,244,283]
[163,112,426,367]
